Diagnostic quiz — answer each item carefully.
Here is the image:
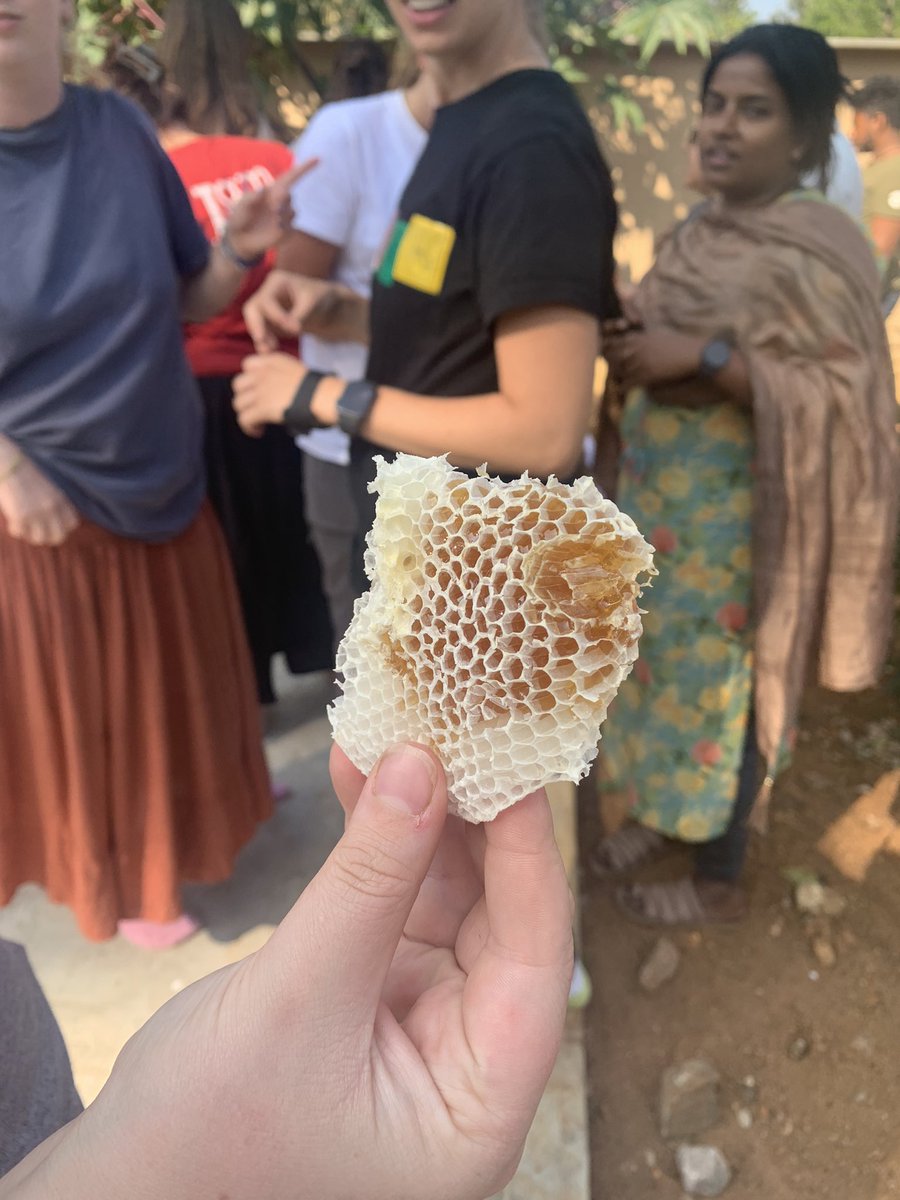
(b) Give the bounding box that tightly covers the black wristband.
[283,370,334,436]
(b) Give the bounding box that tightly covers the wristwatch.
[337,379,379,437]
[283,370,334,437]
[698,335,734,379]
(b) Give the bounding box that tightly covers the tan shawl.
[634,193,898,805]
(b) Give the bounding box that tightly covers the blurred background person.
[850,75,900,410]
[807,125,863,219]
[131,0,333,705]
[0,0,303,947]
[277,41,437,648]
[233,0,619,596]
[591,26,898,928]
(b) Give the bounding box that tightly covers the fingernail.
[374,745,437,817]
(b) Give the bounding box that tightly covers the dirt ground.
[579,625,900,1199]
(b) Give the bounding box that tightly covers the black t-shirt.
[350,68,618,539]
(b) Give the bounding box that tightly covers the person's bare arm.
[870,214,900,265]
[180,241,252,324]
[0,433,80,545]
[603,324,753,409]
[242,269,370,349]
[181,162,315,323]
[276,229,340,281]
[345,307,598,477]
[235,306,598,479]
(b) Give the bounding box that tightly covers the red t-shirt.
[168,135,296,377]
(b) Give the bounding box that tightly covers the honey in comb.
[329,455,655,823]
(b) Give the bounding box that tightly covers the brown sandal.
[614,879,747,928]
[588,822,667,881]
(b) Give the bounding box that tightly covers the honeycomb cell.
[330,455,655,823]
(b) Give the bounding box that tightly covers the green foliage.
[73,0,752,124]
[784,0,896,37]
[543,0,754,122]
[613,0,719,64]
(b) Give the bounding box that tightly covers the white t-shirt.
[289,90,429,465]
[803,128,864,220]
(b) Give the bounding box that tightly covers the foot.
[588,822,667,880]
[614,878,747,928]
[117,914,202,949]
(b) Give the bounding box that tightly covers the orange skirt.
[0,504,273,940]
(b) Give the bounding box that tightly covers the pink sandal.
[117,914,202,949]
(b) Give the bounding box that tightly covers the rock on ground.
[676,1144,732,1197]
[659,1059,721,1140]
[794,880,847,918]
[639,936,681,992]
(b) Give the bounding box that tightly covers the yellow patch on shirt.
[392,214,457,296]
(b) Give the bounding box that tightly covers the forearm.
[181,243,248,324]
[325,292,371,345]
[653,334,753,408]
[0,432,22,475]
[311,378,585,478]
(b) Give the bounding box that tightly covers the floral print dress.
[601,393,755,842]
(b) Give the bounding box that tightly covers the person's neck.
[404,72,441,132]
[159,124,199,152]
[872,132,900,161]
[428,31,548,106]
[0,63,64,130]
[719,174,802,213]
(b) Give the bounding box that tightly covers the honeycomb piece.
[329,455,655,823]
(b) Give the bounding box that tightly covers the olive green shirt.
[863,153,900,294]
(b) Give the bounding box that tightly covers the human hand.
[43,744,571,1200]
[223,159,317,264]
[603,322,703,391]
[242,268,363,352]
[232,353,307,436]
[0,453,79,545]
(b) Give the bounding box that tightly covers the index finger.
[460,791,573,1109]
[242,291,299,352]
[270,157,319,201]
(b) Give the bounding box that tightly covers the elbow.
[527,430,585,481]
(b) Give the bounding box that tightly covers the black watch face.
[339,381,377,434]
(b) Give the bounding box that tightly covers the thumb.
[264,744,447,1021]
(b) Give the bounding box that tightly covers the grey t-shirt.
[0,940,82,1176]
[0,86,210,541]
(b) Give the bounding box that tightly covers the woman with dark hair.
[152,0,333,702]
[590,25,898,925]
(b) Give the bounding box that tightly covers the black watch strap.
[283,370,333,437]
[337,379,379,437]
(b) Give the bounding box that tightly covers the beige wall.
[574,41,900,282]
[282,38,900,282]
